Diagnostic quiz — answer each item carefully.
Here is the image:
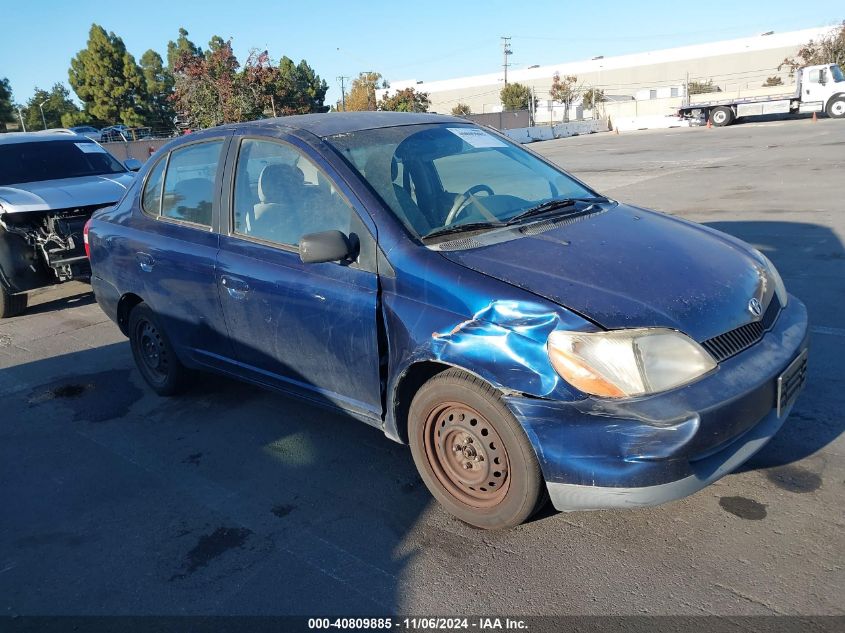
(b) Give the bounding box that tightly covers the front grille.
[701,295,781,362]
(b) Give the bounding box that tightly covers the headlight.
[758,252,788,308]
[547,328,716,398]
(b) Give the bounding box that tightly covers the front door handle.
[220,275,249,300]
[137,252,155,273]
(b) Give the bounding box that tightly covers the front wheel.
[0,283,27,319]
[826,96,845,119]
[128,302,190,396]
[408,369,546,529]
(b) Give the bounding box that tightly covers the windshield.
[0,139,127,186]
[831,64,844,82]
[326,124,597,240]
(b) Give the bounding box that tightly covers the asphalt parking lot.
[1,117,843,617]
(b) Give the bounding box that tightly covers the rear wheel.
[710,106,734,127]
[0,284,27,319]
[408,369,545,529]
[826,96,845,119]
[128,302,190,396]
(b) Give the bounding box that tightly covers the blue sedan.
[86,113,808,529]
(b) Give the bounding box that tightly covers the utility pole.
[337,76,349,111]
[39,100,48,130]
[18,107,26,132]
[501,36,512,87]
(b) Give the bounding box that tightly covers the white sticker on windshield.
[446,127,508,148]
[75,142,107,153]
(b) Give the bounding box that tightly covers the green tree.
[343,72,385,111]
[582,88,605,110]
[22,84,82,130]
[379,87,430,112]
[68,24,148,126]
[0,78,15,131]
[273,56,329,115]
[548,74,582,121]
[781,21,845,74]
[451,103,472,116]
[167,28,203,71]
[688,79,721,95]
[139,49,175,130]
[500,82,533,111]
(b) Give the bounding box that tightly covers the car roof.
[225,111,468,137]
[0,132,92,145]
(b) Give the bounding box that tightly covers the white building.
[377,26,834,118]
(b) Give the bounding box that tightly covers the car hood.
[440,204,772,342]
[0,173,135,214]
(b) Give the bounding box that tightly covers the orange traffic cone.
[615,127,619,135]
[706,119,712,129]
[812,112,818,123]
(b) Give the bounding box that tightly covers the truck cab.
[800,64,845,116]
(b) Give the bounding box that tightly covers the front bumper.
[505,295,809,511]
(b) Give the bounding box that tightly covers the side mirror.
[124,158,143,172]
[299,230,353,264]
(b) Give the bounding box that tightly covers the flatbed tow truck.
[678,63,845,126]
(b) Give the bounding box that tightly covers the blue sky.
[1,0,841,108]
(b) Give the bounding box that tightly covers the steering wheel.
[444,184,495,226]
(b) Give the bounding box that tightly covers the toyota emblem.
[748,297,763,317]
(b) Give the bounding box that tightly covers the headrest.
[258,163,304,203]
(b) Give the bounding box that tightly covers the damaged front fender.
[381,254,597,442]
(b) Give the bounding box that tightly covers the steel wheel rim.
[832,101,845,116]
[713,110,727,124]
[423,402,510,508]
[136,319,169,383]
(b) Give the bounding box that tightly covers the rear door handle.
[137,252,155,273]
[220,275,249,300]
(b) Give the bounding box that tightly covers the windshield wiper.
[505,197,608,225]
[422,221,506,242]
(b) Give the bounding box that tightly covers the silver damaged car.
[0,133,140,317]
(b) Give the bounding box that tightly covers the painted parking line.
[810,325,845,338]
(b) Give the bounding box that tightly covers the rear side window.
[160,141,224,226]
[141,157,166,216]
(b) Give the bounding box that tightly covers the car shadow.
[0,336,439,615]
[20,287,96,317]
[703,220,845,472]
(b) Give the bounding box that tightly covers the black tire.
[710,106,734,127]
[0,283,27,319]
[826,95,845,119]
[128,302,190,396]
[408,368,546,529]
